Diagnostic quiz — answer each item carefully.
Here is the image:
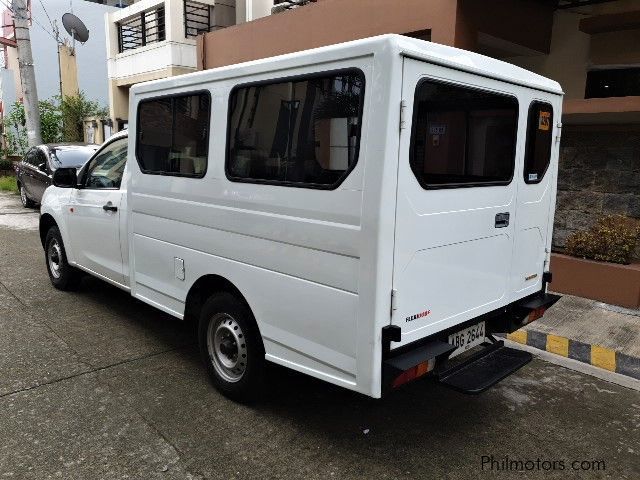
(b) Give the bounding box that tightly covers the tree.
[60,92,109,142]
[3,100,61,155]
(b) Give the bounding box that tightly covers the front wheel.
[198,292,266,402]
[19,184,36,208]
[45,226,82,290]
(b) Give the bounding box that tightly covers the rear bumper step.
[436,341,532,394]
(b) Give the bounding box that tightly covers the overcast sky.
[4,0,118,108]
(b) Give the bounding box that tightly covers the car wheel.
[198,292,266,402]
[45,226,82,290]
[19,184,36,208]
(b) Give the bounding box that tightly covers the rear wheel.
[198,292,266,402]
[45,226,82,290]
[19,184,35,208]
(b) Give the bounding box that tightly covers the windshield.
[51,148,96,169]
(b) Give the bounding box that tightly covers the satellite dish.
[62,13,89,44]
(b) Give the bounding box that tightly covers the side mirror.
[52,167,78,188]
[38,162,47,172]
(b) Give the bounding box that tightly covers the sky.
[1,0,119,109]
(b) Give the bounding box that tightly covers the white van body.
[41,35,563,398]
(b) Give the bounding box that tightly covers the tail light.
[391,358,436,388]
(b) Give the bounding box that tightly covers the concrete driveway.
[0,192,638,479]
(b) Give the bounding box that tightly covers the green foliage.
[0,158,13,170]
[565,215,640,265]
[2,92,108,155]
[0,176,18,193]
[60,92,109,142]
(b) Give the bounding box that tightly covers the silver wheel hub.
[48,239,62,279]
[207,313,247,383]
[20,186,27,205]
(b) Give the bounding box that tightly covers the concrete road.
[0,197,638,479]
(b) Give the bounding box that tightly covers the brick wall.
[553,127,640,258]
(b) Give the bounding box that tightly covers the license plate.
[448,321,485,357]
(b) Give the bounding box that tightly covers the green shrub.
[565,215,640,265]
[0,158,14,170]
[0,176,18,193]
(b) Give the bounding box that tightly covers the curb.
[496,330,640,380]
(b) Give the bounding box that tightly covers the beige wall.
[59,44,79,98]
[506,10,591,99]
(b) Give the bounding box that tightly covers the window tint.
[24,148,38,166]
[51,148,96,169]
[136,92,210,177]
[85,138,128,189]
[409,80,518,189]
[227,69,365,188]
[524,102,553,184]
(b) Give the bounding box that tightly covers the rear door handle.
[495,212,510,228]
[103,202,118,212]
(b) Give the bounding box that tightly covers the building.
[104,0,276,130]
[194,0,640,259]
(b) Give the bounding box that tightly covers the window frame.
[80,136,129,191]
[523,100,554,185]
[409,77,520,191]
[224,67,366,190]
[135,89,212,179]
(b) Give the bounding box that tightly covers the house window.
[585,68,640,98]
[524,102,553,184]
[409,79,518,189]
[226,69,365,189]
[117,6,165,53]
[136,92,211,177]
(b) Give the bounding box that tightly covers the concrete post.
[12,0,42,147]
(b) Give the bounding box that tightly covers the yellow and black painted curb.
[497,330,640,380]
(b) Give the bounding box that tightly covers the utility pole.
[12,0,42,147]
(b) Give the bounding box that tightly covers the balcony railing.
[184,0,219,39]
[117,6,166,53]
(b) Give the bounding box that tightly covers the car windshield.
[51,148,96,168]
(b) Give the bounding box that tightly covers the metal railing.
[184,0,219,38]
[117,6,166,53]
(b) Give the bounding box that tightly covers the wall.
[198,0,461,69]
[553,127,640,255]
[59,44,79,98]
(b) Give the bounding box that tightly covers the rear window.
[136,91,211,177]
[51,148,95,169]
[226,69,365,189]
[409,80,518,189]
[523,102,553,184]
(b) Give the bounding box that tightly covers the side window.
[84,138,128,189]
[409,80,518,189]
[136,92,210,177]
[226,69,365,188]
[524,102,553,184]
[24,148,37,166]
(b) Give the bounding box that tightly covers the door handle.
[103,202,118,212]
[495,212,510,228]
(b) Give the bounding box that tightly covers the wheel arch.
[184,274,256,326]
[39,213,57,248]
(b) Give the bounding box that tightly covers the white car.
[40,35,561,402]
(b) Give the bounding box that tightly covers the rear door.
[391,58,521,347]
[509,99,559,300]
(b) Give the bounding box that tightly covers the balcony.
[106,0,235,87]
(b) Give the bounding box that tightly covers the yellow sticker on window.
[538,111,551,131]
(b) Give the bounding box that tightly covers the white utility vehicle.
[40,35,562,401]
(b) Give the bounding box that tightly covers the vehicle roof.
[42,143,99,150]
[131,34,563,97]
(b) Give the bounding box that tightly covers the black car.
[15,143,98,207]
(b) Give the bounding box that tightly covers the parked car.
[15,143,98,207]
[40,35,562,402]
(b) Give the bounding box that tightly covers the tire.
[19,183,36,208]
[45,226,82,290]
[198,292,266,402]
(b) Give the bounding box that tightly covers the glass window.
[585,68,640,99]
[50,147,97,170]
[409,80,518,189]
[226,69,365,188]
[24,148,38,166]
[524,102,553,184]
[84,138,128,189]
[136,92,210,177]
